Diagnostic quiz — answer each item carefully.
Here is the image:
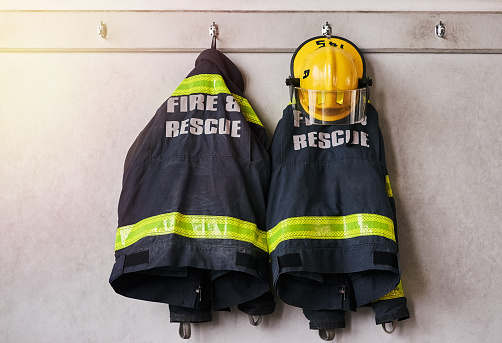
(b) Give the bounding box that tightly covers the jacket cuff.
[303,309,346,330]
[371,297,410,325]
[169,305,212,323]
[237,291,276,316]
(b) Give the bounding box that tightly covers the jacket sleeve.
[371,108,410,324]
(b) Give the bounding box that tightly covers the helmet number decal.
[315,40,325,48]
[303,69,310,79]
[315,39,344,49]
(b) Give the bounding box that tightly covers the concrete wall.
[1,4,502,343]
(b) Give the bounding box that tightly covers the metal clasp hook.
[179,322,191,339]
[382,320,397,334]
[319,329,336,341]
[322,22,332,38]
[435,21,445,38]
[210,22,219,49]
[248,315,262,326]
[97,21,107,38]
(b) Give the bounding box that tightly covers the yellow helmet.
[289,36,371,124]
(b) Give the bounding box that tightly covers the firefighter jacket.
[266,103,410,329]
[109,48,275,323]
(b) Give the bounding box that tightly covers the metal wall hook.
[435,21,445,38]
[210,22,219,49]
[97,21,107,38]
[322,22,332,38]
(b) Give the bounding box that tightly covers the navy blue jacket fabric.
[109,48,274,317]
[267,103,407,313]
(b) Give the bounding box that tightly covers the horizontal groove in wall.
[0,11,501,53]
[2,48,502,54]
[1,10,502,13]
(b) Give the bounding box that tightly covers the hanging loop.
[179,322,191,339]
[210,22,219,49]
[319,329,336,341]
[322,22,332,38]
[382,320,397,334]
[435,21,445,38]
[248,315,262,326]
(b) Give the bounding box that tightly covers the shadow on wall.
[366,57,425,329]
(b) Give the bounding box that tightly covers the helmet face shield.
[295,87,367,125]
[289,36,370,125]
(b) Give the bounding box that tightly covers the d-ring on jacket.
[109,48,275,324]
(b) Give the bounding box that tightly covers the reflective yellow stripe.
[385,175,393,198]
[375,281,405,301]
[115,212,268,252]
[172,74,229,96]
[267,213,395,253]
[231,93,263,126]
[171,74,263,127]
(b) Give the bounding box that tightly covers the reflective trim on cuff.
[375,281,405,301]
[267,213,395,253]
[385,175,393,198]
[115,212,268,252]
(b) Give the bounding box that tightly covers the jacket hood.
[190,48,245,95]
